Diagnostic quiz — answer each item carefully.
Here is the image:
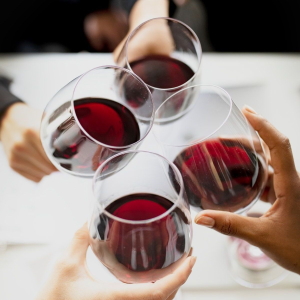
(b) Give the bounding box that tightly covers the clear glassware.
[153,85,268,214]
[40,65,154,177]
[116,17,202,113]
[227,202,289,288]
[88,150,192,284]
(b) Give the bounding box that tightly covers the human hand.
[0,103,56,182]
[84,9,128,52]
[35,223,196,300]
[194,106,300,275]
[113,0,173,63]
[113,19,174,64]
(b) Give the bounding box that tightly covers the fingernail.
[189,256,197,268]
[243,105,257,114]
[195,216,215,228]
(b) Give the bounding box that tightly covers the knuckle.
[250,219,272,247]
[261,118,269,128]
[180,271,190,284]
[175,271,189,286]
[12,142,25,154]
[219,217,237,236]
[56,257,77,276]
[33,176,42,183]
[271,135,291,153]
[9,156,20,170]
[280,136,291,150]
[257,118,270,132]
[45,169,52,176]
[24,127,37,139]
[74,228,89,241]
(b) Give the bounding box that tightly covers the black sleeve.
[0,76,24,120]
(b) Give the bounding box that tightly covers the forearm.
[129,0,169,29]
[112,0,171,62]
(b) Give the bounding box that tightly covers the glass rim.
[125,17,202,91]
[92,149,186,224]
[70,65,155,150]
[153,84,233,147]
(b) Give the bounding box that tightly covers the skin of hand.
[195,105,300,275]
[35,223,196,300]
[113,0,172,63]
[84,9,129,52]
[0,103,56,182]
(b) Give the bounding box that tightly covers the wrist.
[129,0,169,30]
[0,102,27,134]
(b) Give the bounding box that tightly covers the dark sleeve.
[0,76,24,120]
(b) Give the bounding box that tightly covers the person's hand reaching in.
[35,223,196,300]
[195,106,300,275]
[0,103,56,182]
[113,0,173,63]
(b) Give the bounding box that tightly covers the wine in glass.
[153,84,290,288]
[40,66,154,177]
[153,85,268,214]
[116,17,202,113]
[89,150,192,283]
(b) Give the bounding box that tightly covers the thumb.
[195,210,263,245]
[67,222,90,263]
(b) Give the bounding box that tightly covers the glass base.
[227,237,288,288]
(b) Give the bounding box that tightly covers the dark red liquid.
[125,55,195,108]
[173,138,266,212]
[75,98,140,147]
[90,193,190,275]
[130,55,194,89]
[51,98,140,173]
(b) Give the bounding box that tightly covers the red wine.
[130,55,194,89]
[75,98,140,147]
[125,55,195,108]
[173,138,266,212]
[51,98,140,173]
[90,193,190,278]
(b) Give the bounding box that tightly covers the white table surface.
[0,53,300,299]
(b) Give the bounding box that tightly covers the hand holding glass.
[116,17,202,112]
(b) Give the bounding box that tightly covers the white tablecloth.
[0,53,299,299]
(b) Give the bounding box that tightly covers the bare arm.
[113,0,170,61]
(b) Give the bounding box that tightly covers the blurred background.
[1,0,299,54]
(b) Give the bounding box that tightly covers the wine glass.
[40,65,154,177]
[153,85,268,214]
[115,17,202,113]
[88,150,192,284]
